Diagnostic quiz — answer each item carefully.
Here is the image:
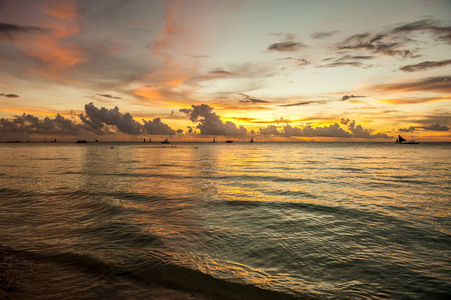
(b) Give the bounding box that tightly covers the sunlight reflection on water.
[0,142,450,299]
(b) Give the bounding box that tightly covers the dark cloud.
[267,41,305,52]
[337,19,451,58]
[399,59,451,72]
[186,126,194,134]
[292,58,311,68]
[259,125,281,135]
[342,95,366,101]
[340,118,351,125]
[319,61,369,68]
[142,118,176,135]
[372,76,451,93]
[0,113,83,135]
[80,102,175,135]
[0,22,47,40]
[421,123,450,131]
[1,103,177,137]
[278,101,314,107]
[347,120,391,139]
[391,19,451,44]
[398,126,416,133]
[279,57,311,66]
[274,119,390,139]
[277,100,328,107]
[180,104,248,136]
[239,93,269,104]
[340,55,375,60]
[415,113,451,126]
[398,123,449,132]
[283,123,353,138]
[209,68,233,75]
[319,55,374,68]
[80,102,142,134]
[311,31,338,39]
[0,93,19,98]
[96,94,122,99]
[339,33,414,58]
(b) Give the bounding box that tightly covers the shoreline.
[1,247,299,300]
[0,247,218,300]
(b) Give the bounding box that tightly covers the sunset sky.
[0,0,450,142]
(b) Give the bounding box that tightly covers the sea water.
[0,142,450,299]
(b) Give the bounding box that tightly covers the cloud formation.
[80,102,143,134]
[0,93,20,98]
[399,123,450,132]
[239,93,269,104]
[347,120,390,139]
[342,95,366,101]
[372,76,451,93]
[278,101,316,107]
[391,19,451,44]
[180,104,247,136]
[142,118,176,135]
[267,41,305,52]
[258,120,391,139]
[96,94,122,100]
[0,22,47,40]
[339,33,415,58]
[283,123,353,138]
[0,113,83,135]
[259,125,281,135]
[399,59,451,72]
[338,19,451,58]
[311,31,338,39]
[320,55,374,68]
[1,103,177,137]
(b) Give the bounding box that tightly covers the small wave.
[332,167,365,172]
[60,171,83,175]
[1,245,301,300]
[0,187,35,199]
[135,263,302,300]
[30,157,70,161]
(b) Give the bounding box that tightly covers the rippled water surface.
[1,142,450,299]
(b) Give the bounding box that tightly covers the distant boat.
[225,140,233,143]
[250,137,254,143]
[161,138,170,144]
[76,139,88,143]
[396,135,419,144]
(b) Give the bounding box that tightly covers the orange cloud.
[10,0,86,81]
[153,0,183,60]
[379,96,450,104]
[372,76,451,93]
[0,107,74,117]
[26,36,85,68]
[44,0,79,20]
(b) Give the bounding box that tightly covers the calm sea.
[1,142,450,299]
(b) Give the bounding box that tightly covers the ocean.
[0,142,450,299]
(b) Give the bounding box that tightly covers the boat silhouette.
[225,140,233,143]
[161,138,170,144]
[250,137,254,143]
[396,135,418,144]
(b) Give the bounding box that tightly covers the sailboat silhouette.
[396,135,418,144]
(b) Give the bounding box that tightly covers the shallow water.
[1,142,450,299]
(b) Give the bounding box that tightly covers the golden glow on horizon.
[0,0,449,141]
